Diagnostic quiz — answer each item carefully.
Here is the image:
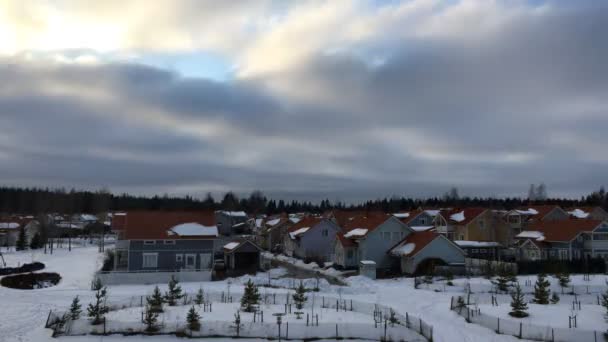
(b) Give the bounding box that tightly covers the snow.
[454,240,501,248]
[360,260,376,265]
[232,222,246,227]
[424,210,440,217]
[569,208,590,219]
[410,226,434,232]
[79,214,98,221]
[168,223,218,237]
[289,217,301,224]
[289,227,309,239]
[344,228,368,238]
[391,243,415,256]
[0,222,20,229]
[392,213,410,218]
[516,231,544,240]
[450,211,465,222]
[223,242,240,250]
[255,218,264,228]
[266,218,281,226]
[515,208,539,215]
[220,211,247,217]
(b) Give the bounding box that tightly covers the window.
[144,240,156,245]
[420,218,427,225]
[164,240,176,245]
[347,250,354,259]
[392,232,400,240]
[459,234,465,240]
[559,249,569,260]
[322,229,328,237]
[479,249,487,254]
[471,249,479,253]
[508,215,519,224]
[479,220,485,228]
[176,254,183,262]
[382,232,391,240]
[142,253,158,268]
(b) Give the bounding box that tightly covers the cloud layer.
[0,0,607,201]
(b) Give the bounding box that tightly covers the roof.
[446,208,487,225]
[121,211,217,240]
[323,210,369,226]
[398,210,425,225]
[216,211,247,217]
[222,240,262,253]
[519,205,561,220]
[287,216,324,239]
[526,219,603,242]
[168,223,218,237]
[336,213,393,246]
[388,230,440,258]
[454,240,501,248]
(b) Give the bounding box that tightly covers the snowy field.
[1,245,606,342]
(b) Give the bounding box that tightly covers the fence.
[52,289,434,341]
[450,296,606,342]
[94,269,212,286]
[464,258,518,276]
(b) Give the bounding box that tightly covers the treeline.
[0,186,607,216]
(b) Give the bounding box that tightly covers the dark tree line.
[0,185,606,216]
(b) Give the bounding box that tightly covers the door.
[185,254,196,270]
[200,253,212,270]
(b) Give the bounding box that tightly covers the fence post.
[336,324,338,340]
[286,322,289,339]
[405,312,409,328]
[551,328,554,342]
[518,322,522,339]
[496,318,500,334]
[419,318,422,334]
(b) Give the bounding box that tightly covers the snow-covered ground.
[2,245,606,342]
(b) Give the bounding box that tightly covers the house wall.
[589,208,608,221]
[408,212,433,227]
[214,213,248,236]
[128,239,215,272]
[359,217,411,269]
[293,220,340,262]
[454,211,494,242]
[542,208,570,221]
[334,241,358,268]
[401,237,465,274]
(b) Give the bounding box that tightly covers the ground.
[1,245,606,342]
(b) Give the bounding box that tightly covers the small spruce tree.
[558,272,571,293]
[143,304,159,333]
[87,287,109,324]
[147,286,164,313]
[164,275,184,306]
[240,279,260,312]
[509,283,529,318]
[446,270,454,286]
[550,292,560,304]
[29,232,42,249]
[91,277,103,291]
[493,267,511,293]
[69,296,82,320]
[186,305,201,331]
[292,281,308,310]
[533,273,550,304]
[194,287,205,305]
[16,226,27,251]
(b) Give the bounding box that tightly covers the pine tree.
[143,304,159,333]
[87,287,109,324]
[509,284,529,318]
[601,289,608,315]
[446,270,454,286]
[69,296,82,320]
[194,287,205,305]
[292,281,308,310]
[29,232,41,249]
[550,292,560,304]
[533,273,550,304]
[240,279,260,312]
[186,306,201,331]
[233,311,242,337]
[164,275,183,306]
[558,272,570,293]
[91,277,103,291]
[16,226,27,251]
[147,286,164,313]
[493,267,511,293]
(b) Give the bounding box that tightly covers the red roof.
[287,216,324,236]
[324,210,369,226]
[527,219,602,242]
[447,207,487,225]
[388,231,440,258]
[520,205,562,220]
[121,211,216,240]
[336,212,392,246]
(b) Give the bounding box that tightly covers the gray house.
[389,231,465,275]
[107,211,219,284]
[215,211,250,235]
[284,216,340,262]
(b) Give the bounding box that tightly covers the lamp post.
[273,312,285,342]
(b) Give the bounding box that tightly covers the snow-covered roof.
[391,243,416,256]
[424,210,440,217]
[0,222,20,229]
[266,218,281,226]
[450,211,465,222]
[410,226,434,232]
[454,240,501,248]
[232,222,246,227]
[289,217,301,224]
[514,208,539,215]
[568,209,589,219]
[344,228,368,238]
[392,213,410,219]
[289,227,310,239]
[360,260,376,265]
[516,230,544,240]
[219,211,247,217]
[223,242,240,250]
[80,214,98,221]
[168,222,218,237]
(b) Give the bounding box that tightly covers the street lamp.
[273,312,285,342]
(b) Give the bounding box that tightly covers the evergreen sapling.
[194,287,205,305]
[292,281,308,310]
[87,287,109,324]
[533,273,550,304]
[147,286,164,313]
[240,279,260,312]
[186,305,201,331]
[509,283,529,318]
[164,275,184,306]
[143,304,159,333]
[69,296,82,320]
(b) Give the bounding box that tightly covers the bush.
[0,272,60,289]
[0,262,45,276]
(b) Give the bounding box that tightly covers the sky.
[0,0,607,202]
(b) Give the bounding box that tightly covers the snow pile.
[169,222,218,237]
[515,208,539,215]
[454,240,501,248]
[289,227,309,239]
[391,243,415,256]
[220,211,247,217]
[425,209,440,217]
[450,211,465,222]
[516,230,544,240]
[410,226,434,232]
[393,213,410,218]
[0,222,20,229]
[223,242,240,250]
[266,218,281,226]
[344,228,368,238]
[569,208,590,219]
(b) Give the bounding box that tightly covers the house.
[566,207,608,221]
[214,211,250,235]
[454,240,502,260]
[396,210,436,231]
[502,205,570,240]
[222,239,263,275]
[445,208,493,241]
[334,213,413,271]
[258,214,296,252]
[516,219,606,261]
[0,217,40,247]
[284,216,340,262]
[389,231,465,275]
[111,211,218,278]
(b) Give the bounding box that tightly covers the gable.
[593,222,608,233]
